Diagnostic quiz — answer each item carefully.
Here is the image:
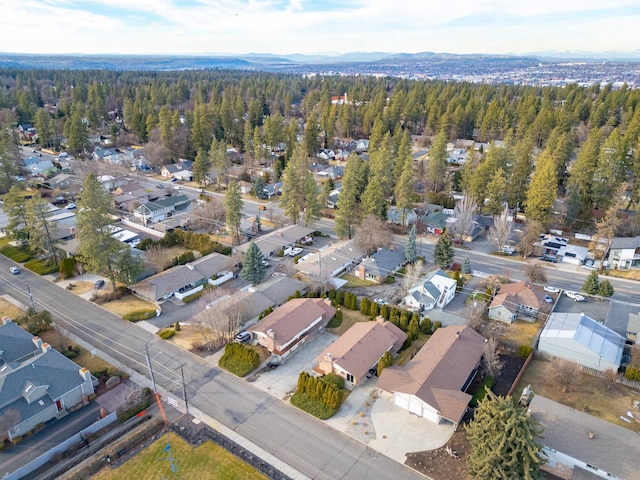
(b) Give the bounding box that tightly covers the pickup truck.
[284,247,303,257]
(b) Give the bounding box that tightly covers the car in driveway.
[544,295,553,303]
[564,290,585,302]
[65,203,77,210]
[10,267,19,274]
[544,286,560,293]
[94,279,105,289]
[373,298,388,305]
[235,331,251,343]
[155,184,164,189]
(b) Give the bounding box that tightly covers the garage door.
[409,397,423,416]
[394,393,409,410]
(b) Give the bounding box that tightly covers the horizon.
[2,1,640,57]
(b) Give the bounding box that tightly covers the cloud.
[1,0,639,55]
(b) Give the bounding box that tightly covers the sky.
[1,0,640,56]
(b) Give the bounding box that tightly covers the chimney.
[325,353,332,362]
[2,317,12,326]
[267,328,274,338]
[79,367,91,383]
[375,315,385,324]
[41,343,51,353]
[32,336,43,349]
[455,331,460,339]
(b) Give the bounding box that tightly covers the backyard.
[91,434,268,480]
[326,308,369,336]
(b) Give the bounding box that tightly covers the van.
[235,331,251,343]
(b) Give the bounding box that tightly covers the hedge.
[24,258,59,275]
[218,342,260,377]
[123,309,157,322]
[0,245,35,262]
[291,372,343,419]
[518,345,533,358]
[181,290,204,303]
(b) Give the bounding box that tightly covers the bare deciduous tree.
[483,336,504,377]
[144,245,170,273]
[550,358,580,393]
[51,323,71,352]
[0,409,20,442]
[517,219,544,259]
[488,205,512,252]
[524,262,547,284]
[144,128,170,170]
[602,368,618,390]
[450,193,477,243]
[353,214,392,255]
[402,259,424,295]
[466,301,485,333]
[589,183,626,269]
[192,196,225,233]
[194,289,246,350]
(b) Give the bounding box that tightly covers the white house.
[404,269,457,311]
[538,312,625,372]
[605,236,640,270]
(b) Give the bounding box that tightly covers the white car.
[564,291,585,302]
[9,267,19,274]
[288,247,303,257]
[543,286,560,293]
[66,203,77,210]
[373,298,388,306]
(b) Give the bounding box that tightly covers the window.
[346,373,354,383]
[25,384,33,393]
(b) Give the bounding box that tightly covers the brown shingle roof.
[249,298,335,347]
[490,280,545,311]
[315,320,407,383]
[377,325,485,424]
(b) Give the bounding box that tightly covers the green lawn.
[92,434,268,480]
[326,308,369,336]
[339,274,376,287]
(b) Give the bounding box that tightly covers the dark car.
[94,279,105,289]
[155,184,164,189]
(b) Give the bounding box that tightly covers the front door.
[56,399,62,411]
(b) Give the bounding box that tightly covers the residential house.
[314,318,407,388]
[377,326,485,428]
[263,181,283,198]
[604,301,640,346]
[356,139,370,151]
[294,240,366,279]
[538,312,625,372]
[161,160,193,181]
[605,236,640,270]
[317,149,336,161]
[237,181,254,194]
[129,252,237,302]
[29,160,55,176]
[555,243,590,266]
[47,173,74,189]
[133,195,190,225]
[112,183,149,211]
[460,215,494,242]
[97,175,125,192]
[387,206,418,226]
[249,298,335,359]
[530,395,639,480]
[421,211,451,235]
[326,191,340,209]
[488,281,546,323]
[18,123,36,142]
[404,269,457,311]
[235,225,314,258]
[0,320,97,442]
[250,276,308,307]
[354,248,406,284]
[317,165,344,180]
[91,146,122,164]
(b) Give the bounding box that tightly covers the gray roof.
[530,395,640,479]
[252,276,308,307]
[609,236,640,250]
[541,312,625,366]
[163,161,193,173]
[605,301,640,340]
[135,195,189,214]
[0,322,39,365]
[236,225,314,256]
[358,249,406,279]
[294,240,366,278]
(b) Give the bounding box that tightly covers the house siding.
[537,338,619,372]
[9,404,58,441]
[488,306,515,324]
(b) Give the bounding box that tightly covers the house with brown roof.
[314,318,406,389]
[488,280,546,324]
[376,325,485,428]
[248,298,335,360]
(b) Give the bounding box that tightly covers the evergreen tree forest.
[1,67,640,232]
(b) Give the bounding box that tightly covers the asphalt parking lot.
[554,291,609,322]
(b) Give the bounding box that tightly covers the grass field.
[91,434,268,480]
[326,308,369,336]
[38,328,117,374]
[99,295,158,317]
[516,359,639,430]
[339,274,376,287]
[0,298,25,319]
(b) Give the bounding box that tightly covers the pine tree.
[240,241,268,285]
[466,390,544,480]
[428,129,448,192]
[224,181,244,244]
[361,177,387,219]
[434,233,454,270]
[582,271,600,295]
[2,185,28,242]
[334,154,363,239]
[405,224,417,263]
[253,177,267,200]
[462,256,472,274]
[407,316,419,341]
[302,172,321,227]
[597,280,614,297]
[192,148,210,185]
[525,149,557,224]
[377,351,393,377]
[254,214,262,232]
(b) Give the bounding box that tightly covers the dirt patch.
[406,430,472,480]
[0,297,25,319]
[99,295,158,317]
[326,308,369,336]
[65,280,94,295]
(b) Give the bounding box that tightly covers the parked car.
[169,177,177,183]
[499,246,516,255]
[258,205,267,211]
[544,295,553,303]
[9,267,19,274]
[197,188,205,193]
[373,298,388,305]
[65,203,77,210]
[235,331,251,343]
[155,184,164,189]
[581,262,597,270]
[94,279,105,288]
[544,286,560,293]
[564,291,585,302]
[539,254,557,263]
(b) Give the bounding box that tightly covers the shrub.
[323,373,345,390]
[432,321,442,332]
[327,315,342,328]
[218,342,260,377]
[174,321,181,331]
[469,378,495,407]
[385,275,395,284]
[63,350,78,359]
[59,257,77,279]
[158,328,176,339]
[518,345,534,358]
[294,255,301,264]
[137,237,156,250]
[118,400,151,423]
[625,366,640,381]
[291,372,343,419]
[598,280,614,297]
[123,309,157,322]
[259,306,274,320]
[181,290,204,303]
[420,317,432,334]
[450,262,461,272]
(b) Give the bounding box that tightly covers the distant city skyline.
[1,0,639,57]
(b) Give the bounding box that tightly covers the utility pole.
[178,363,189,415]
[144,343,157,394]
[25,283,36,311]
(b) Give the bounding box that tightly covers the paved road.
[0,257,423,480]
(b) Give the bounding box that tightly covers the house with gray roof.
[387,206,418,226]
[604,236,640,270]
[235,225,314,257]
[530,395,640,480]
[133,194,190,225]
[263,181,283,198]
[377,326,485,428]
[294,240,366,279]
[314,318,406,388]
[354,248,406,284]
[47,173,75,189]
[161,160,193,181]
[538,312,625,372]
[91,146,121,164]
[421,210,451,235]
[404,269,457,311]
[249,276,308,307]
[129,252,237,302]
[0,320,96,442]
